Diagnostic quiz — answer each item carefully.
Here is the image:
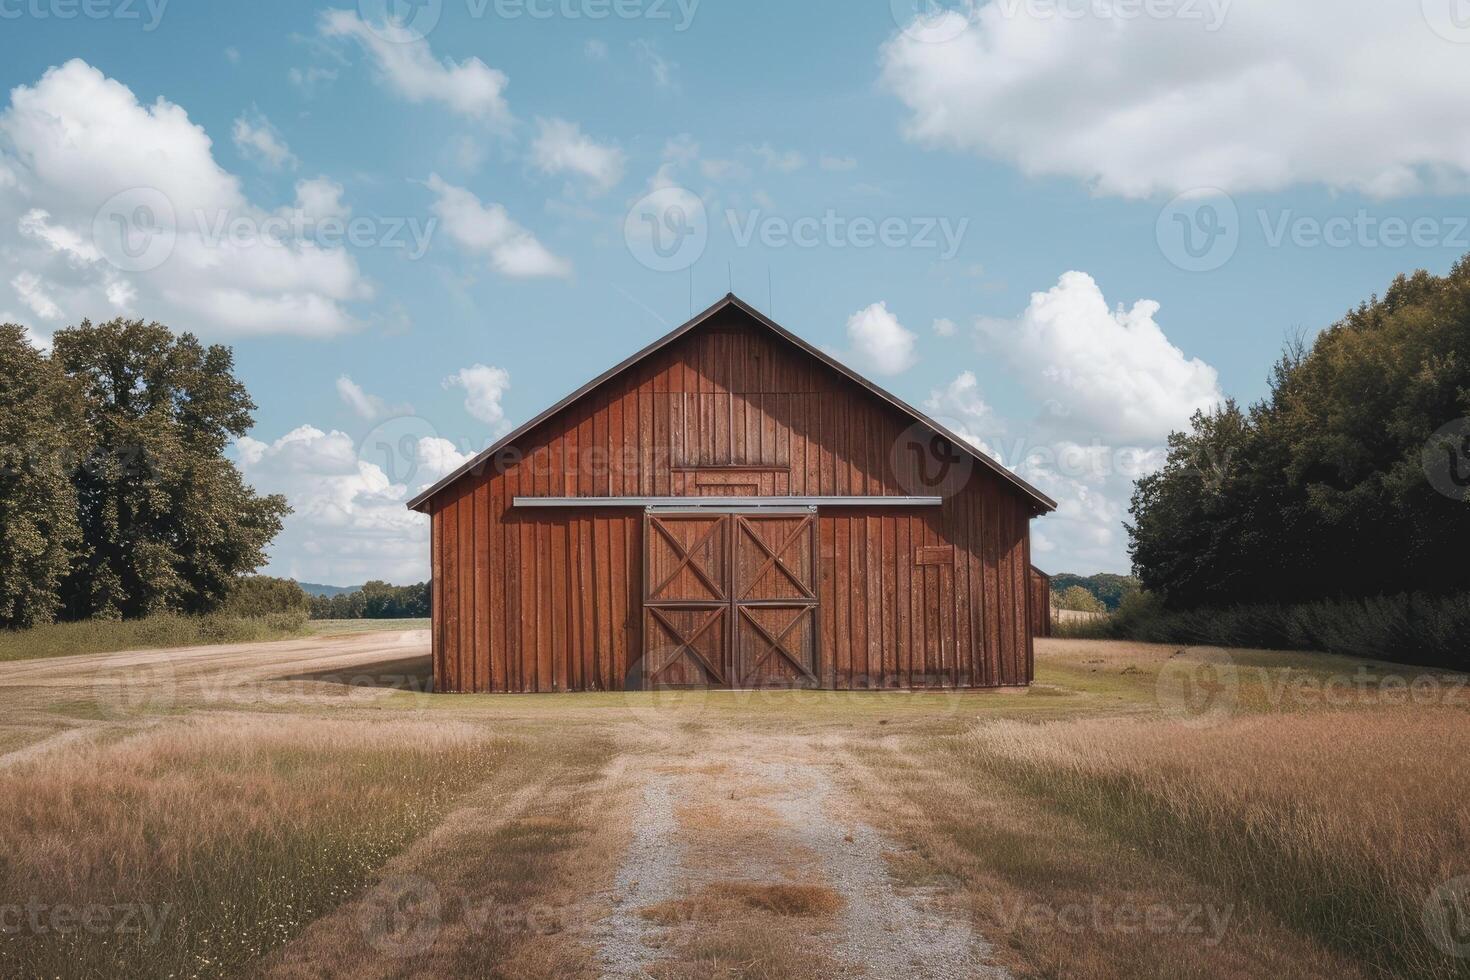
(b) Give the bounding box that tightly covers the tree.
[0,325,85,628]
[1055,586,1106,614]
[1128,256,1470,607]
[51,319,289,619]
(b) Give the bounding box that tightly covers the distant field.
[307,618,430,636]
[0,633,1465,978]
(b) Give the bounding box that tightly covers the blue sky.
[3,0,1469,583]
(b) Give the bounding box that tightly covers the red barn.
[408,295,1056,693]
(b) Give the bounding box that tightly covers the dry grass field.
[0,632,1466,979]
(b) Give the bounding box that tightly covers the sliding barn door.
[642,510,820,689]
[643,513,730,688]
[731,513,819,689]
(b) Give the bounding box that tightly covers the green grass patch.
[0,612,309,663]
[307,618,431,637]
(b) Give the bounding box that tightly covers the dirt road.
[0,633,1012,978]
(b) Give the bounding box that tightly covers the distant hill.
[1048,573,1140,612]
[297,583,363,599]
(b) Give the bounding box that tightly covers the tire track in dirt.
[595,730,1010,979]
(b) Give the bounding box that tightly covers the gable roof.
[407,294,1057,513]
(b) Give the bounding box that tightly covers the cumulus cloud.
[0,59,369,337]
[232,110,297,170]
[881,1,1470,198]
[293,176,350,222]
[530,118,626,196]
[320,9,511,124]
[843,302,919,376]
[978,271,1221,443]
[443,363,512,434]
[235,425,468,584]
[932,317,957,337]
[336,375,411,421]
[423,173,570,279]
[924,370,999,452]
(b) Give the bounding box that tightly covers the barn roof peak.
[407,292,1057,513]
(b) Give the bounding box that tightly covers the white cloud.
[0,59,368,337]
[881,1,1470,198]
[293,176,350,221]
[232,110,297,170]
[820,155,858,172]
[925,370,998,452]
[321,9,511,124]
[932,317,957,337]
[632,39,678,90]
[843,302,919,376]
[11,271,60,320]
[700,158,751,182]
[749,143,806,173]
[336,374,411,421]
[234,425,468,584]
[423,173,571,278]
[288,65,339,95]
[977,271,1222,442]
[443,363,511,434]
[530,118,626,196]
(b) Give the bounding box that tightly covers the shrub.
[220,575,311,618]
[1071,590,1470,671]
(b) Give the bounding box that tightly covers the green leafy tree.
[1055,586,1106,614]
[0,325,85,627]
[51,319,289,619]
[1129,257,1470,606]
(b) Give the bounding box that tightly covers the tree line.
[308,581,430,620]
[1125,257,1469,629]
[0,320,288,629]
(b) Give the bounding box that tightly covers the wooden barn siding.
[429,312,1036,692]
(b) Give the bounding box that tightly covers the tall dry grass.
[0,716,511,978]
[957,709,1470,978]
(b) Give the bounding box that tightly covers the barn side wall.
[429,309,1038,692]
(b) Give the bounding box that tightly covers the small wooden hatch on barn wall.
[408,295,1057,693]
